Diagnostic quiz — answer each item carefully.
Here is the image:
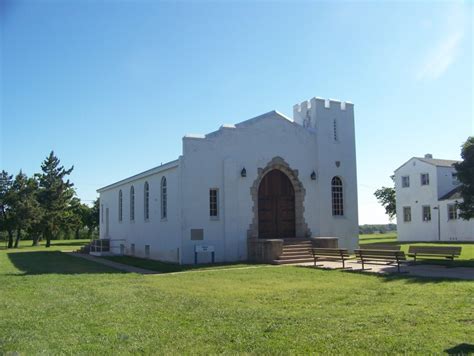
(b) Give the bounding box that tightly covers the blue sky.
[1,0,472,224]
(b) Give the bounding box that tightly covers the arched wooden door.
[258,169,296,238]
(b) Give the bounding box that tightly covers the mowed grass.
[360,233,474,267]
[1,241,473,354]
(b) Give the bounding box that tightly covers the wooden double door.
[258,169,296,239]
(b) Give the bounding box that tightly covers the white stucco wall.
[99,163,181,262]
[395,158,473,242]
[440,200,474,242]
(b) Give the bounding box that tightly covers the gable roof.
[416,158,459,167]
[439,186,463,201]
[394,157,460,173]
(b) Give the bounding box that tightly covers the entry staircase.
[272,238,314,265]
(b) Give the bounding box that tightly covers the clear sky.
[1,0,472,224]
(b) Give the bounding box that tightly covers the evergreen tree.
[454,136,474,220]
[10,172,43,248]
[0,171,15,248]
[37,151,75,247]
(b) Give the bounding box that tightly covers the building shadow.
[6,251,124,275]
[444,343,474,355]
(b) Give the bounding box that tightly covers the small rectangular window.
[209,189,219,218]
[403,206,411,222]
[422,205,431,221]
[402,176,410,188]
[191,228,204,240]
[447,204,458,220]
[421,173,430,186]
[452,172,459,185]
[130,243,135,256]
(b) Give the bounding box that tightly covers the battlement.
[293,97,353,115]
[293,97,353,129]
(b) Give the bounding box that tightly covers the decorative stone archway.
[247,157,311,240]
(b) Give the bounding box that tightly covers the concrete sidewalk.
[299,259,474,280]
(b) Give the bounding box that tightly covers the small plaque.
[195,245,214,253]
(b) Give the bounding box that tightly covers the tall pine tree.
[37,151,75,247]
[0,171,15,248]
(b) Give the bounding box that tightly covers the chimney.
[424,153,433,159]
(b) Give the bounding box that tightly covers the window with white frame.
[402,176,410,188]
[130,186,135,221]
[403,206,411,222]
[161,177,167,219]
[422,205,431,221]
[209,188,219,218]
[331,177,344,216]
[452,172,459,185]
[420,173,430,186]
[118,190,123,222]
[448,204,458,220]
[144,182,150,221]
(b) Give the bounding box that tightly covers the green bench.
[310,248,351,269]
[354,249,407,273]
[408,246,462,263]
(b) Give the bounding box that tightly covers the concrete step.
[273,257,314,265]
[283,240,312,245]
[282,246,312,252]
[281,250,312,256]
[277,254,312,261]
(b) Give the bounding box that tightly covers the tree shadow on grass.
[296,265,472,284]
[6,251,124,275]
[444,343,474,355]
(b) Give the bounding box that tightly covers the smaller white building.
[394,154,473,242]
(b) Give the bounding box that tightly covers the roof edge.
[97,159,179,193]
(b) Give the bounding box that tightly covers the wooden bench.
[408,246,462,263]
[361,244,401,251]
[354,249,407,273]
[310,248,351,269]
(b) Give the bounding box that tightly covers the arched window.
[144,181,150,220]
[161,177,167,219]
[118,190,123,222]
[130,186,135,221]
[331,177,344,216]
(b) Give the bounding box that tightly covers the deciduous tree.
[374,187,396,220]
[454,136,474,220]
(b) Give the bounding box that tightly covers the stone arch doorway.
[258,169,295,238]
[247,156,311,239]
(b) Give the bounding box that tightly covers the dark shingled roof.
[416,158,460,167]
[439,186,463,201]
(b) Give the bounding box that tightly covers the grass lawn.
[359,233,474,267]
[1,240,473,354]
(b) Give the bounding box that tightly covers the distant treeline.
[359,224,397,234]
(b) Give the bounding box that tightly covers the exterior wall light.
[241,168,247,177]
[310,171,316,180]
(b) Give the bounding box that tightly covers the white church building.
[394,154,473,242]
[97,96,359,264]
